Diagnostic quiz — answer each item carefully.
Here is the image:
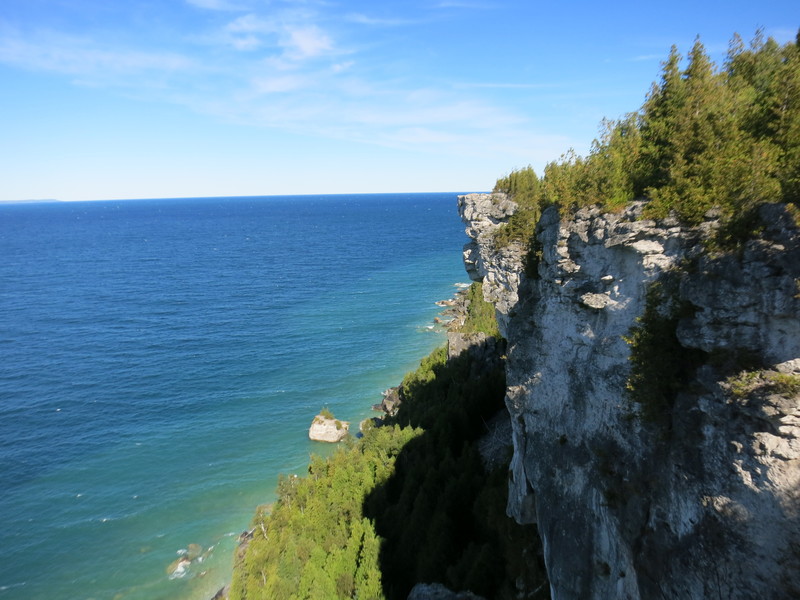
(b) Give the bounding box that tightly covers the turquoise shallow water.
[0,194,469,600]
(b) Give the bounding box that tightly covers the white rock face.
[458,194,800,599]
[458,193,525,333]
[308,415,349,442]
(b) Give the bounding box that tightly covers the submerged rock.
[185,543,203,561]
[167,557,191,579]
[308,415,349,442]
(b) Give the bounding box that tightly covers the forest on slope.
[229,282,548,600]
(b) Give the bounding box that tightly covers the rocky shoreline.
[210,283,473,600]
[369,283,473,422]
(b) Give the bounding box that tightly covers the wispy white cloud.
[226,14,275,34]
[346,13,421,27]
[223,14,276,50]
[284,25,333,59]
[435,1,497,9]
[331,60,355,73]
[186,0,244,11]
[0,27,194,81]
[630,54,662,62]
[0,4,571,169]
[250,73,310,94]
[201,68,555,162]
[454,81,563,90]
[221,13,334,61]
[228,34,262,51]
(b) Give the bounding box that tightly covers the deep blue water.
[0,194,469,600]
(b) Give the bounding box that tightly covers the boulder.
[379,386,402,416]
[308,415,349,442]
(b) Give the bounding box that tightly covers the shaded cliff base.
[227,282,549,600]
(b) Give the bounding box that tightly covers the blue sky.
[0,1,797,200]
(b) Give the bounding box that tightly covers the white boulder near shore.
[308,413,349,442]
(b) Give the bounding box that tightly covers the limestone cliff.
[459,192,800,599]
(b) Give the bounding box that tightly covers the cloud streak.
[346,13,422,27]
[186,0,244,11]
[0,3,578,170]
[221,13,336,62]
[0,27,194,81]
[455,81,565,90]
[285,25,333,58]
[435,1,497,9]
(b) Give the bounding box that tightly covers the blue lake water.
[0,193,470,599]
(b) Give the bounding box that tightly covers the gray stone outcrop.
[458,193,800,599]
[458,193,526,333]
[308,415,349,442]
[407,583,486,600]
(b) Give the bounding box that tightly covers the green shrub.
[726,370,761,399]
[768,373,800,397]
[624,279,706,426]
[460,283,501,338]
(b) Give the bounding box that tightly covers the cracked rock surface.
[458,193,800,599]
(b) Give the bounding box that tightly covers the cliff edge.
[459,192,800,599]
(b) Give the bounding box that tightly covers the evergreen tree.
[777,31,800,203]
[638,45,687,196]
[492,31,798,234]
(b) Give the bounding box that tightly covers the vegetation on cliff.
[230,426,416,599]
[457,281,502,338]
[229,284,548,600]
[623,279,707,425]
[494,31,800,247]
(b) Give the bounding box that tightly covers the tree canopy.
[494,32,800,247]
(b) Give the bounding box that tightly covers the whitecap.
[168,558,191,580]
